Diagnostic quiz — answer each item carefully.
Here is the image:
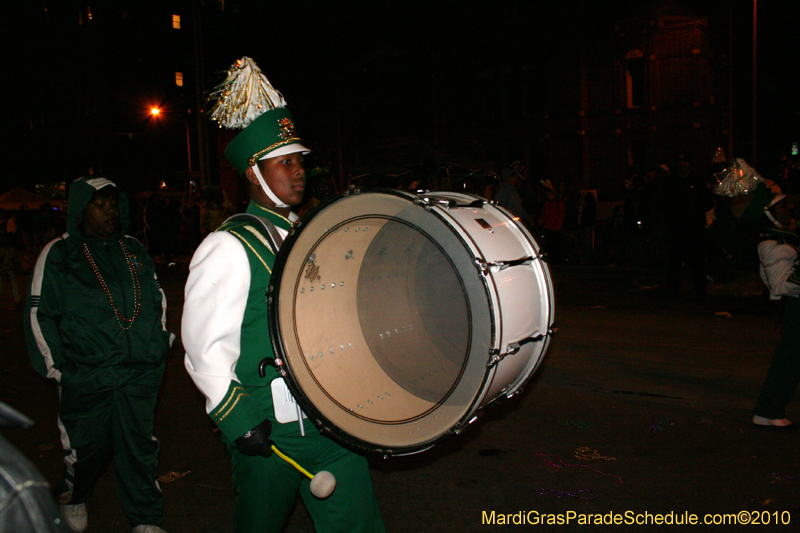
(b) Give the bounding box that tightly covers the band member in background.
[25,176,173,533]
[752,191,800,431]
[182,57,384,533]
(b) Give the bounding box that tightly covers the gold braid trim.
[248,137,304,166]
[215,392,246,423]
[212,386,250,422]
[249,202,293,225]
[228,230,272,274]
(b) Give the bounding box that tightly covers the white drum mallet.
[271,444,337,499]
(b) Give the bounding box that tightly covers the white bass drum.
[268,189,554,455]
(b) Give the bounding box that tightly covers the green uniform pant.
[229,423,385,533]
[754,297,800,419]
[57,366,164,528]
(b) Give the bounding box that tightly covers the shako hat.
[209,57,309,176]
[713,158,782,225]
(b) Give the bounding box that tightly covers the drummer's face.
[254,152,306,207]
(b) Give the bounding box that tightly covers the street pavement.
[2,263,798,532]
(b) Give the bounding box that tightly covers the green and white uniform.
[183,201,384,533]
[754,227,800,420]
[25,176,172,529]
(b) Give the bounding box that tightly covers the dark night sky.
[3,1,798,191]
[205,0,799,172]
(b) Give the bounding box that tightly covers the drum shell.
[424,192,554,406]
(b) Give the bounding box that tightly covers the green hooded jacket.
[24,177,172,399]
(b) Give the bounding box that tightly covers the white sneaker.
[62,503,87,532]
[132,526,168,533]
[753,415,792,426]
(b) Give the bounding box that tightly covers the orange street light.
[149,105,191,173]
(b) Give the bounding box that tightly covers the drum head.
[270,189,494,455]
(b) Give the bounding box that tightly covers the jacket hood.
[67,177,130,239]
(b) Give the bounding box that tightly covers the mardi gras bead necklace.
[534,488,598,500]
[82,240,141,330]
[575,446,616,462]
[535,450,623,484]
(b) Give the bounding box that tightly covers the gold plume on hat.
[714,158,763,197]
[208,57,287,130]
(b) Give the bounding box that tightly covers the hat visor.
[259,143,311,161]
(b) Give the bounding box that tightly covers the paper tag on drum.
[271,378,307,424]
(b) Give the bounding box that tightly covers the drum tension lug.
[488,256,534,271]
[489,333,550,367]
[460,199,486,209]
[450,415,478,436]
[414,196,454,210]
[487,350,504,368]
[512,334,548,350]
[489,343,522,367]
[478,256,533,274]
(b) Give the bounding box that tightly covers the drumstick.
[271,444,337,499]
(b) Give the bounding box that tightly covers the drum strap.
[223,213,284,252]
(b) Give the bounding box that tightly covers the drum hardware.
[413,196,452,210]
[448,414,479,437]
[476,256,534,274]
[259,357,308,436]
[415,195,487,210]
[258,356,285,377]
[487,387,526,403]
[435,198,486,210]
[488,333,551,367]
[343,185,361,196]
[514,332,548,348]
[458,199,487,209]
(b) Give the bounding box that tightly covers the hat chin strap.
[251,164,289,208]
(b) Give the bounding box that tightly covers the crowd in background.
[341,150,800,301]
[1,152,799,308]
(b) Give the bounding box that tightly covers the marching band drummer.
[181,57,385,533]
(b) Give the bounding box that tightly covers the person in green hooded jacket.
[24,176,174,533]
